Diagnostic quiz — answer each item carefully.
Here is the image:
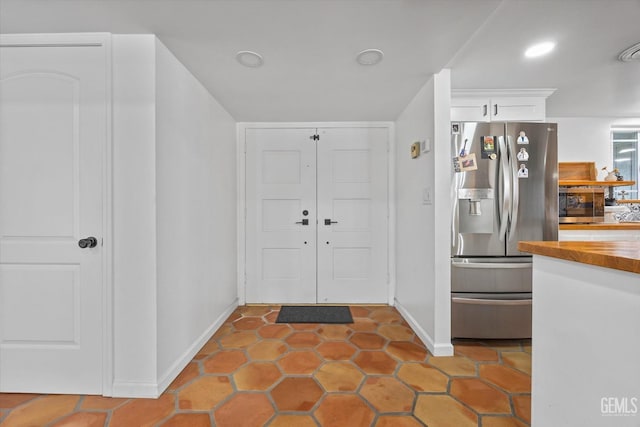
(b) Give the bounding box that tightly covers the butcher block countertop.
[518,241,640,274]
[559,223,640,230]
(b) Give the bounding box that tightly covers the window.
[611,129,639,200]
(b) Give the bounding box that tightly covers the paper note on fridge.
[453,153,478,173]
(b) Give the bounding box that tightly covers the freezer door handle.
[497,136,510,241]
[452,297,531,306]
[452,261,531,269]
[507,135,520,241]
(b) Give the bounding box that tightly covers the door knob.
[78,237,98,248]
[295,219,309,225]
[324,219,338,225]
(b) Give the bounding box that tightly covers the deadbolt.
[302,210,309,216]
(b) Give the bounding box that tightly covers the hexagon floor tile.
[0,306,532,427]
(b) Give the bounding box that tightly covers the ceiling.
[1,0,639,121]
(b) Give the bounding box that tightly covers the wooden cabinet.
[451,89,554,122]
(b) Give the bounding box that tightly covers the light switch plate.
[421,138,431,153]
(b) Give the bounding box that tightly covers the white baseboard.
[112,298,239,398]
[394,299,454,357]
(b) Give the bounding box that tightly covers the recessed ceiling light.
[356,49,384,66]
[524,42,555,58]
[619,42,640,62]
[236,51,264,68]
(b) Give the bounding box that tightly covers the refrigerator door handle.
[507,135,520,241]
[497,136,510,241]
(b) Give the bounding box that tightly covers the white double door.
[0,38,106,393]
[246,127,389,304]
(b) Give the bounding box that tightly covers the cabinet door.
[451,97,491,122]
[491,96,545,122]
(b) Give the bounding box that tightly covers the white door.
[0,41,106,394]
[245,127,388,304]
[246,128,317,303]
[316,128,388,303]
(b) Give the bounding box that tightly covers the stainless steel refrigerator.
[451,122,557,338]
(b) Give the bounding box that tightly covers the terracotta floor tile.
[414,394,478,427]
[502,351,532,375]
[268,414,317,427]
[258,324,292,339]
[482,416,529,427]
[314,394,375,427]
[278,350,322,374]
[270,377,323,411]
[214,393,274,427]
[177,376,233,410]
[428,355,477,376]
[225,311,243,323]
[79,395,129,410]
[481,340,525,351]
[353,351,398,374]
[247,340,288,360]
[233,316,266,330]
[360,377,415,412]
[349,332,387,349]
[212,323,234,339]
[317,324,352,340]
[455,342,500,362]
[523,343,532,354]
[108,394,175,427]
[480,364,531,393]
[314,362,364,392]
[284,331,321,348]
[194,338,219,359]
[291,323,320,331]
[375,415,424,427]
[50,411,106,427]
[238,305,273,317]
[377,324,415,341]
[218,330,258,348]
[349,318,378,331]
[386,341,428,362]
[234,362,282,390]
[450,378,511,414]
[349,306,371,317]
[369,309,403,323]
[159,413,211,427]
[264,311,279,323]
[397,362,448,392]
[167,362,200,391]
[0,394,40,409]
[512,394,532,424]
[316,341,358,360]
[0,395,80,427]
[203,350,247,374]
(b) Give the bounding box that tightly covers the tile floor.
[0,305,531,427]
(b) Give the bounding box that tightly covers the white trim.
[451,88,556,99]
[237,122,395,305]
[156,298,239,396]
[111,381,161,399]
[394,298,454,357]
[0,32,115,397]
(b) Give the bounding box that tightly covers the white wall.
[394,69,453,356]
[112,34,159,396]
[550,117,640,171]
[111,35,238,397]
[154,39,237,387]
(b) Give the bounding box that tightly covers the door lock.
[324,219,338,225]
[295,219,309,225]
[78,236,98,248]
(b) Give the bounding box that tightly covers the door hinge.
[309,134,319,141]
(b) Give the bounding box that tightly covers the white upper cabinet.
[451,89,555,122]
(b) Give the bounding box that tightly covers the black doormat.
[276,306,353,324]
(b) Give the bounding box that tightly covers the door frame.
[237,122,396,305]
[0,33,114,396]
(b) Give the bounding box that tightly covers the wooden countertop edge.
[560,223,640,230]
[518,241,640,274]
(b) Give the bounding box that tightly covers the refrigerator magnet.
[517,131,529,144]
[516,147,529,161]
[517,163,529,178]
[481,136,497,159]
[453,153,478,173]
